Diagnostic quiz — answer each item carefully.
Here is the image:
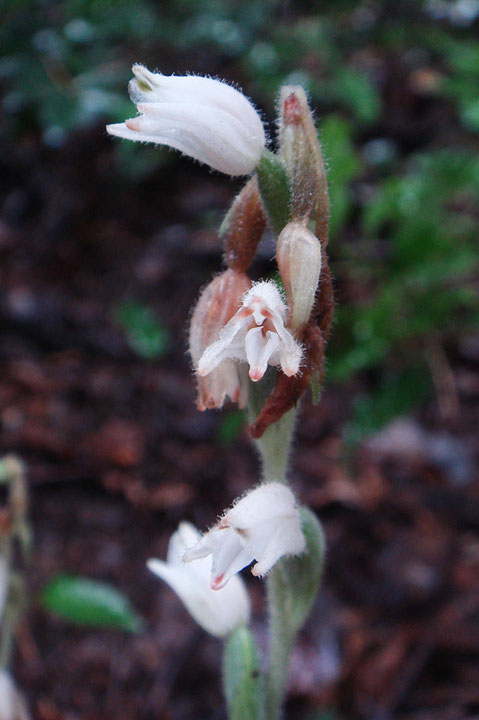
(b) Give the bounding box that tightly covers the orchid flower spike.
[183,483,305,589]
[147,522,250,638]
[107,65,265,176]
[197,281,303,384]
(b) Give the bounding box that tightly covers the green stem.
[265,567,295,720]
[247,371,299,719]
[247,370,297,484]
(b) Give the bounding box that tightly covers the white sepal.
[147,522,250,638]
[183,483,305,589]
[107,65,265,176]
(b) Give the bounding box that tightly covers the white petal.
[197,313,250,375]
[208,529,254,589]
[166,522,202,565]
[129,66,265,130]
[108,97,263,175]
[0,670,29,720]
[196,360,247,410]
[147,557,250,637]
[244,327,280,381]
[243,282,288,319]
[251,517,306,577]
[0,670,15,720]
[225,483,300,529]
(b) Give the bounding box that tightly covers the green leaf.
[330,68,382,124]
[41,575,143,632]
[344,366,432,446]
[271,507,326,634]
[216,410,246,446]
[115,301,170,359]
[223,625,265,720]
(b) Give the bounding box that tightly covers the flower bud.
[276,221,322,331]
[189,270,251,410]
[221,177,266,273]
[278,86,329,240]
[107,66,265,176]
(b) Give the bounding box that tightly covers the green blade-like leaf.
[223,625,265,720]
[41,575,143,633]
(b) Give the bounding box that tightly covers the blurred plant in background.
[2,0,478,442]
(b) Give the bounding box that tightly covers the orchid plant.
[109,67,334,720]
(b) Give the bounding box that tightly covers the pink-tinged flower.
[189,270,252,410]
[197,282,303,384]
[183,483,305,589]
[106,65,265,176]
[147,522,250,638]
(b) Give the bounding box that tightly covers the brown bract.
[221,177,267,273]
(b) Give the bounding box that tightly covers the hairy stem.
[247,370,297,483]
[265,566,295,720]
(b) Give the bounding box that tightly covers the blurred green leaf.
[328,68,382,124]
[320,115,361,238]
[344,367,432,445]
[115,302,170,359]
[216,410,246,446]
[41,575,143,632]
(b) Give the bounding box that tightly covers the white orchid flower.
[197,281,303,384]
[107,65,265,176]
[183,483,305,589]
[147,522,250,638]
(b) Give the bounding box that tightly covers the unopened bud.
[279,86,329,242]
[221,177,266,273]
[189,270,251,410]
[108,66,265,176]
[276,222,322,331]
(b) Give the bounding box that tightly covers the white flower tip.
[105,123,120,136]
[249,367,265,382]
[211,573,226,590]
[250,565,264,578]
[146,558,164,576]
[125,118,142,132]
